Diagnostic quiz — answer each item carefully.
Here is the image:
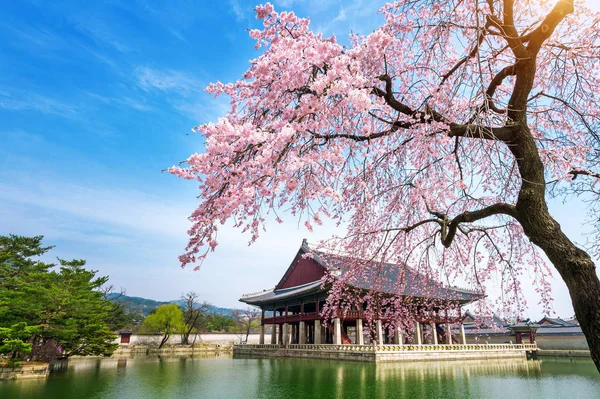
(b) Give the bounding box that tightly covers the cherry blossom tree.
[171,1,600,370]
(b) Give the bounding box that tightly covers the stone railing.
[236,343,537,352]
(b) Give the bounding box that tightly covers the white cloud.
[87,92,153,112]
[0,91,77,116]
[229,0,248,21]
[0,178,192,240]
[135,66,205,95]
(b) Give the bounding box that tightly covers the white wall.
[116,333,260,346]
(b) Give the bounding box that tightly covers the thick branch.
[434,203,518,247]
[528,0,575,54]
[448,123,517,142]
[569,169,600,180]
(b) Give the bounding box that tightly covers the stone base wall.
[234,344,535,363]
[536,336,589,350]
[0,363,49,380]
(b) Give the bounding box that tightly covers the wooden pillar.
[299,321,306,344]
[314,319,321,345]
[446,323,452,344]
[431,323,438,345]
[271,323,277,344]
[415,322,422,345]
[259,324,265,345]
[356,318,364,345]
[515,331,522,344]
[460,324,466,345]
[333,318,342,345]
[376,320,383,345]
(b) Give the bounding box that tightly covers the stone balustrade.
[237,343,537,352]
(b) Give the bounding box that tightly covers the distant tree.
[180,291,211,345]
[231,307,261,344]
[206,313,236,332]
[101,285,131,331]
[141,304,184,348]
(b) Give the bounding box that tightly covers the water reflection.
[1,354,598,399]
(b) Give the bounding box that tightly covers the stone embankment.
[0,362,49,380]
[112,343,233,356]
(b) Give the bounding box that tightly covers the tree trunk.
[159,333,169,349]
[512,122,600,372]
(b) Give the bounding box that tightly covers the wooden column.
[415,322,422,345]
[333,318,342,345]
[271,323,277,344]
[376,320,383,345]
[460,324,466,345]
[515,331,522,344]
[356,318,364,345]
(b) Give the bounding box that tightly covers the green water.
[1,354,599,399]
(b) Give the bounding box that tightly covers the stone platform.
[234,343,537,363]
[0,363,50,380]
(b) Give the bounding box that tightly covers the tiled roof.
[240,240,484,305]
[240,280,323,305]
[537,316,578,327]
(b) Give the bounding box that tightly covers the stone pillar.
[278,323,283,344]
[446,323,452,344]
[356,319,364,345]
[333,318,342,345]
[393,327,403,345]
[376,320,383,345]
[460,324,466,345]
[415,322,422,345]
[299,321,306,344]
[431,323,438,345]
[291,324,296,344]
[259,324,265,345]
[314,320,321,345]
[271,324,277,344]
[283,323,289,345]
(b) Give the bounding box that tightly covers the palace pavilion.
[240,239,485,347]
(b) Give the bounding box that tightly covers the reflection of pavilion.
[235,240,537,362]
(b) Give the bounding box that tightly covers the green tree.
[205,313,235,332]
[0,322,41,366]
[0,235,119,360]
[39,259,118,357]
[141,304,184,348]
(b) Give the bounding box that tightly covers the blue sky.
[1,0,598,317]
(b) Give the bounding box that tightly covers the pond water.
[1,354,599,399]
